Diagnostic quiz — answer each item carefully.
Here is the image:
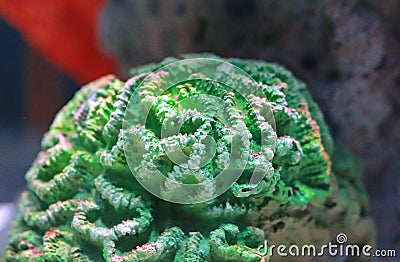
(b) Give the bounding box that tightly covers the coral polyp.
[2,55,374,261]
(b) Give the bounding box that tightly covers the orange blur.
[0,0,116,84]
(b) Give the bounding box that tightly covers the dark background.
[0,19,79,203]
[0,0,399,258]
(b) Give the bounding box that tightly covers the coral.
[2,55,374,261]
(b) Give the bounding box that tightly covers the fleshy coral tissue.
[2,54,374,262]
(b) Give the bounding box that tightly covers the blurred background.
[0,0,399,258]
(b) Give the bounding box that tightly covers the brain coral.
[2,54,374,261]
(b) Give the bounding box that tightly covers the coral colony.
[2,55,374,261]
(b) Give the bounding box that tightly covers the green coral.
[2,55,374,261]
